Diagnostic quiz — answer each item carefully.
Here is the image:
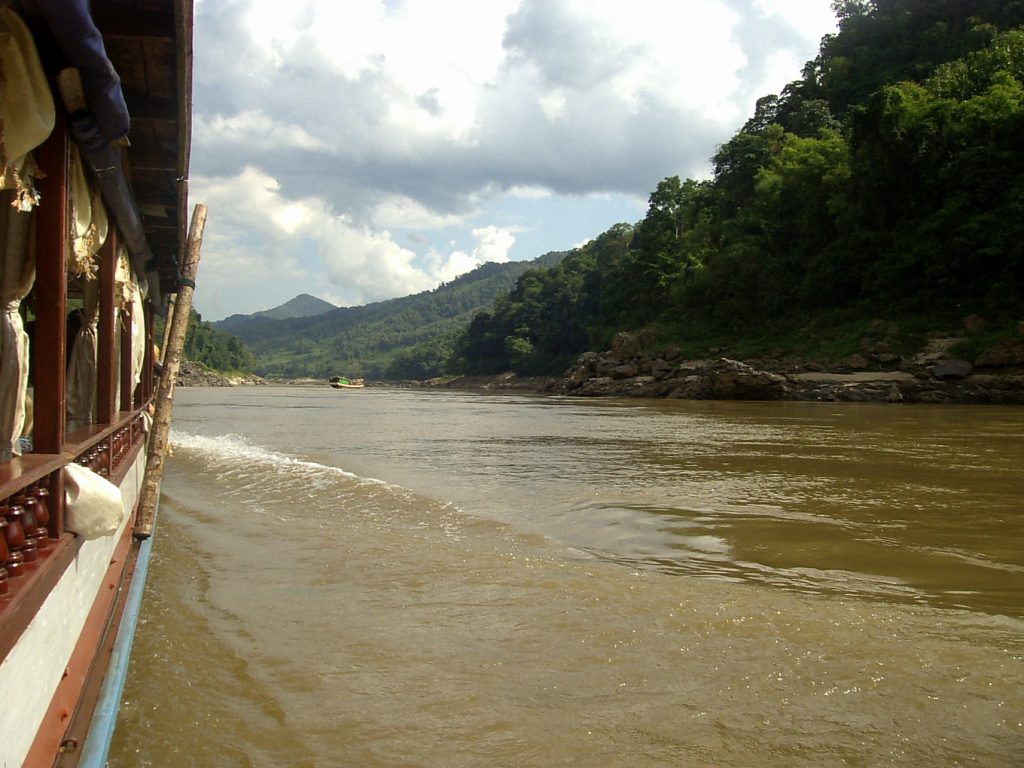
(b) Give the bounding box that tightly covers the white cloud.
[196,110,326,152]
[190,0,839,318]
[368,195,469,231]
[191,167,435,313]
[509,185,553,200]
[425,225,516,283]
[472,225,515,263]
[754,0,838,42]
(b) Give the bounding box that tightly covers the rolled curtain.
[66,276,99,427]
[130,278,145,396]
[112,247,132,412]
[65,148,108,427]
[0,7,55,209]
[0,200,35,457]
[0,6,53,458]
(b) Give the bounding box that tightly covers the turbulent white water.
[110,387,1024,767]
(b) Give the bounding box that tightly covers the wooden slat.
[89,11,175,39]
[120,92,178,122]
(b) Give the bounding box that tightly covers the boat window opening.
[1,54,152,619]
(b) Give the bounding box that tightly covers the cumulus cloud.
[425,226,516,284]
[189,0,836,318]
[191,167,434,314]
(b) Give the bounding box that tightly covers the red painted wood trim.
[0,439,144,658]
[31,111,68,457]
[120,309,133,413]
[0,454,70,500]
[22,518,137,768]
[97,232,118,425]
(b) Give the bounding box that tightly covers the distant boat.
[330,376,365,389]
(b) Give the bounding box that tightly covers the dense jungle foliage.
[452,0,1024,376]
[179,308,257,373]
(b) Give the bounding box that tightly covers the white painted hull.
[0,452,147,768]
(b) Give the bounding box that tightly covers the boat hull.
[0,450,147,767]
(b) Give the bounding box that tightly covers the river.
[109,387,1024,766]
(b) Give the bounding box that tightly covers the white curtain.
[0,6,54,458]
[0,8,55,211]
[130,280,145,397]
[65,149,108,428]
[66,277,99,428]
[113,248,135,412]
[0,201,34,457]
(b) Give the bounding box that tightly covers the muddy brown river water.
[109,388,1024,766]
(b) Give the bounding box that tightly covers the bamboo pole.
[135,204,207,539]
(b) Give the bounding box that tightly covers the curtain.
[65,149,108,428]
[1,7,55,210]
[113,247,131,412]
[0,199,34,457]
[130,276,144,396]
[66,276,98,427]
[0,6,53,458]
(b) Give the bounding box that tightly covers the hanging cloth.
[66,276,99,427]
[66,148,108,427]
[0,196,35,457]
[0,7,55,210]
[67,146,108,278]
[0,6,52,458]
[112,246,133,411]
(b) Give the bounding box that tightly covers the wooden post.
[97,230,117,424]
[135,204,207,539]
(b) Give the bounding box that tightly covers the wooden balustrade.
[0,403,149,624]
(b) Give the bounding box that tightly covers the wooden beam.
[121,93,178,122]
[91,11,175,39]
[136,204,207,539]
[123,144,178,172]
[32,115,68,455]
[96,231,117,424]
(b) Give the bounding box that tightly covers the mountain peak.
[254,294,337,320]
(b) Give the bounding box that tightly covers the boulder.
[610,332,643,358]
[612,363,638,379]
[695,358,790,400]
[931,359,973,380]
[649,358,674,379]
[974,340,1024,368]
[845,353,869,370]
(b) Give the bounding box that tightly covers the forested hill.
[250,293,337,320]
[214,251,566,379]
[453,0,1024,377]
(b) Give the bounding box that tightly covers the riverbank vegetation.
[450,0,1024,377]
[193,1,1024,383]
[211,253,567,379]
[176,308,257,374]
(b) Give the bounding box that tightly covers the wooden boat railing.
[0,112,158,662]
[0,405,153,661]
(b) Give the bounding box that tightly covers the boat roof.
[9,0,194,296]
[93,0,194,295]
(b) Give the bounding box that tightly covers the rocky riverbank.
[173,327,1024,404]
[541,331,1024,404]
[175,360,267,387]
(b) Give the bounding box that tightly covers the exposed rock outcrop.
[175,360,266,387]
[544,332,1024,404]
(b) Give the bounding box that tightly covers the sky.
[189,0,838,321]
